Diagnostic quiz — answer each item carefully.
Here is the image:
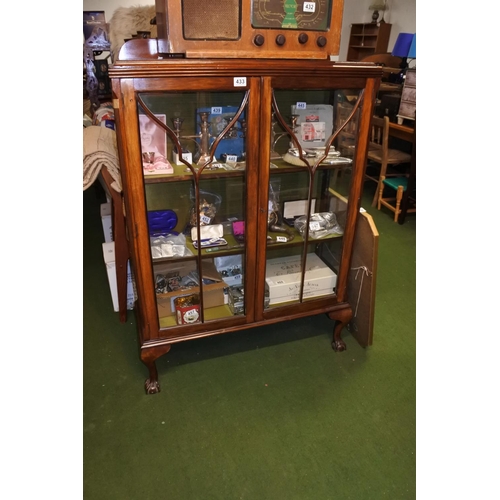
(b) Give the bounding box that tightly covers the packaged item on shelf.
[150,233,192,259]
[294,212,343,239]
[283,199,316,226]
[265,253,337,305]
[232,220,245,242]
[188,188,222,228]
[215,254,243,286]
[154,260,226,318]
[174,293,201,325]
[147,210,178,237]
[196,106,246,162]
[290,104,333,149]
[227,286,244,315]
[190,224,227,249]
[143,155,174,176]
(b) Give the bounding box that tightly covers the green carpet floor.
[83,179,416,499]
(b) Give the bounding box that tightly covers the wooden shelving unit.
[346,23,392,62]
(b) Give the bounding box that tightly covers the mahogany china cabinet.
[109,37,382,394]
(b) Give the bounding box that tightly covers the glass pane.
[137,90,248,328]
[264,88,362,310]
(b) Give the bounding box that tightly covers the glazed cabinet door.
[115,76,261,341]
[255,76,373,320]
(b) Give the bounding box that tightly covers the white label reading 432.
[234,77,247,87]
[303,2,316,13]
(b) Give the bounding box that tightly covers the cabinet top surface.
[109,56,383,80]
[108,39,383,80]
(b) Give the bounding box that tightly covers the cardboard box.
[102,242,136,312]
[154,259,227,317]
[265,253,337,305]
[100,202,113,243]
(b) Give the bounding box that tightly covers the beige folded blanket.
[83,126,122,192]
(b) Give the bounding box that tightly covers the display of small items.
[214,255,244,286]
[227,286,245,315]
[227,286,270,315]
[190,198,217,227]
[154,270,214,295]
[220,265,242,279]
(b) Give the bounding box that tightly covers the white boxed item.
[265,253,337,305]
[100,202,113,243]
[102,242,137,312]
[172,149,193,165]
[291,104,334,149]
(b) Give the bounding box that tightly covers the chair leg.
[394,185,404,222]
[371,184,379,207]
[371,160,388,207]
[377,176,385,210]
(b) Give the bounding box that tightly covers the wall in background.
[82,0,416,61]
[341,0,416,60]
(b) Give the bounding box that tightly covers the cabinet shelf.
[143,158,350,184]
[151,227,344,265]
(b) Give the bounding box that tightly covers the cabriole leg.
[328,307,353,352]
[140,344,171,394]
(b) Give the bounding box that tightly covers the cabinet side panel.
[112,79,160,340]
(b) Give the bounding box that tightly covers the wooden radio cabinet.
[109,39,382,393]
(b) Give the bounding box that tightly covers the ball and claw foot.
[331,338,346,352]
[145,378,160,394]
[141,344,171,395]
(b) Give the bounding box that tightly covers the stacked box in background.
[100,202,136,312]
[100,202,113,243]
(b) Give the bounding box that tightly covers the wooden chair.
[365,115,412,207]
[377,175,416,222]
[335,101,358,157]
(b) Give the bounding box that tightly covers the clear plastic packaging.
[294,212,343,239]
[189,188,222,227]
[150,233,193,259]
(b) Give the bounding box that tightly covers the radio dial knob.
[275,34,286,46]
[317,36,327,48]
[254,34,265,47]
[298,33,309,44]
